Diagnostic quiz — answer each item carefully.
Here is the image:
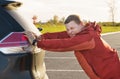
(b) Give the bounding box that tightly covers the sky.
[15,0,120,22]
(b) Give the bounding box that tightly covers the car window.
[0,7,24,40]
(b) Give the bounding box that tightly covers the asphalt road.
[45,32,120,79]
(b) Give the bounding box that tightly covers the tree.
[107,0,116,26]
[32,15,38,24]
[59,17,65,24]
[53,15,59,24]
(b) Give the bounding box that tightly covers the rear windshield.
[0,7,24,40]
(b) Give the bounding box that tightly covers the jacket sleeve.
[37,32,95,52]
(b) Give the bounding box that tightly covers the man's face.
[65,21,83,37]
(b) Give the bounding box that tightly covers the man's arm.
[40,38,95,52]
[37,32,95,51]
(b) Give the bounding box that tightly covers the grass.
[36,24,66,34]
[101,26,120,33]
[36,24,120,34]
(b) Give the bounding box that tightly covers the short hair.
[64,15,81,24]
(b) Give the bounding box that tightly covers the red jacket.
[37,23,120,79]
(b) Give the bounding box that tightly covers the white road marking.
[47,69,84,72]
[45,57,76,59]
[101,31,120,36]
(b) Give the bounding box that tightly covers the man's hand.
[24,31,37,45]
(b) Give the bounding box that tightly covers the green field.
[36,24,66,34]
[101,26,120,33]
[36,24,120,34]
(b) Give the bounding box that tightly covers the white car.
[0,1,48,79]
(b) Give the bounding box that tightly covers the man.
[25,15,120,79]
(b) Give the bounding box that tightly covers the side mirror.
[38,27,43,31]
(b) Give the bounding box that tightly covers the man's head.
[64,15,84,37]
